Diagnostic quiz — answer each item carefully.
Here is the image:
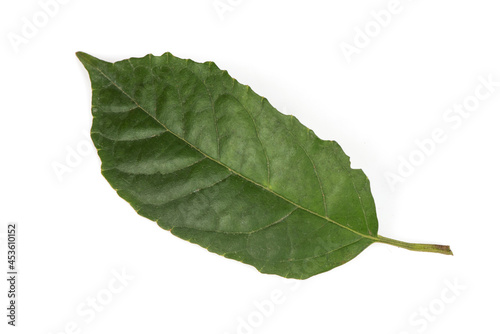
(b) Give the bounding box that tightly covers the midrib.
[88,61,380,244]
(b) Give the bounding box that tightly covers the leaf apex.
[76,51,106,68]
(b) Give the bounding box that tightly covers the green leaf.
[77,52,452,279]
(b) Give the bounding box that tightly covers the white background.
[1,0,499,333]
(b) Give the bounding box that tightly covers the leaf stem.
[376,235,453,255]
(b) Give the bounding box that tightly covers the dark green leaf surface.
[77,52,452,279]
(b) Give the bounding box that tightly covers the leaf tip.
[76,51,105,68]
[75,51,90,63]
